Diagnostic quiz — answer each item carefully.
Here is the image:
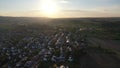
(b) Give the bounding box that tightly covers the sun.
[40,0,59,17]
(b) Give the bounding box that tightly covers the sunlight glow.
[40,0,59,17]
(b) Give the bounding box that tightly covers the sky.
[0,0,120,18]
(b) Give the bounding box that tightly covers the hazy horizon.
[0,0,120,18]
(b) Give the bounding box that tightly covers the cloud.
[93,0,114,1]
[60,0,69,3]
[90,5,120,13]
[1,5,120,18]
[59,7,120,17]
